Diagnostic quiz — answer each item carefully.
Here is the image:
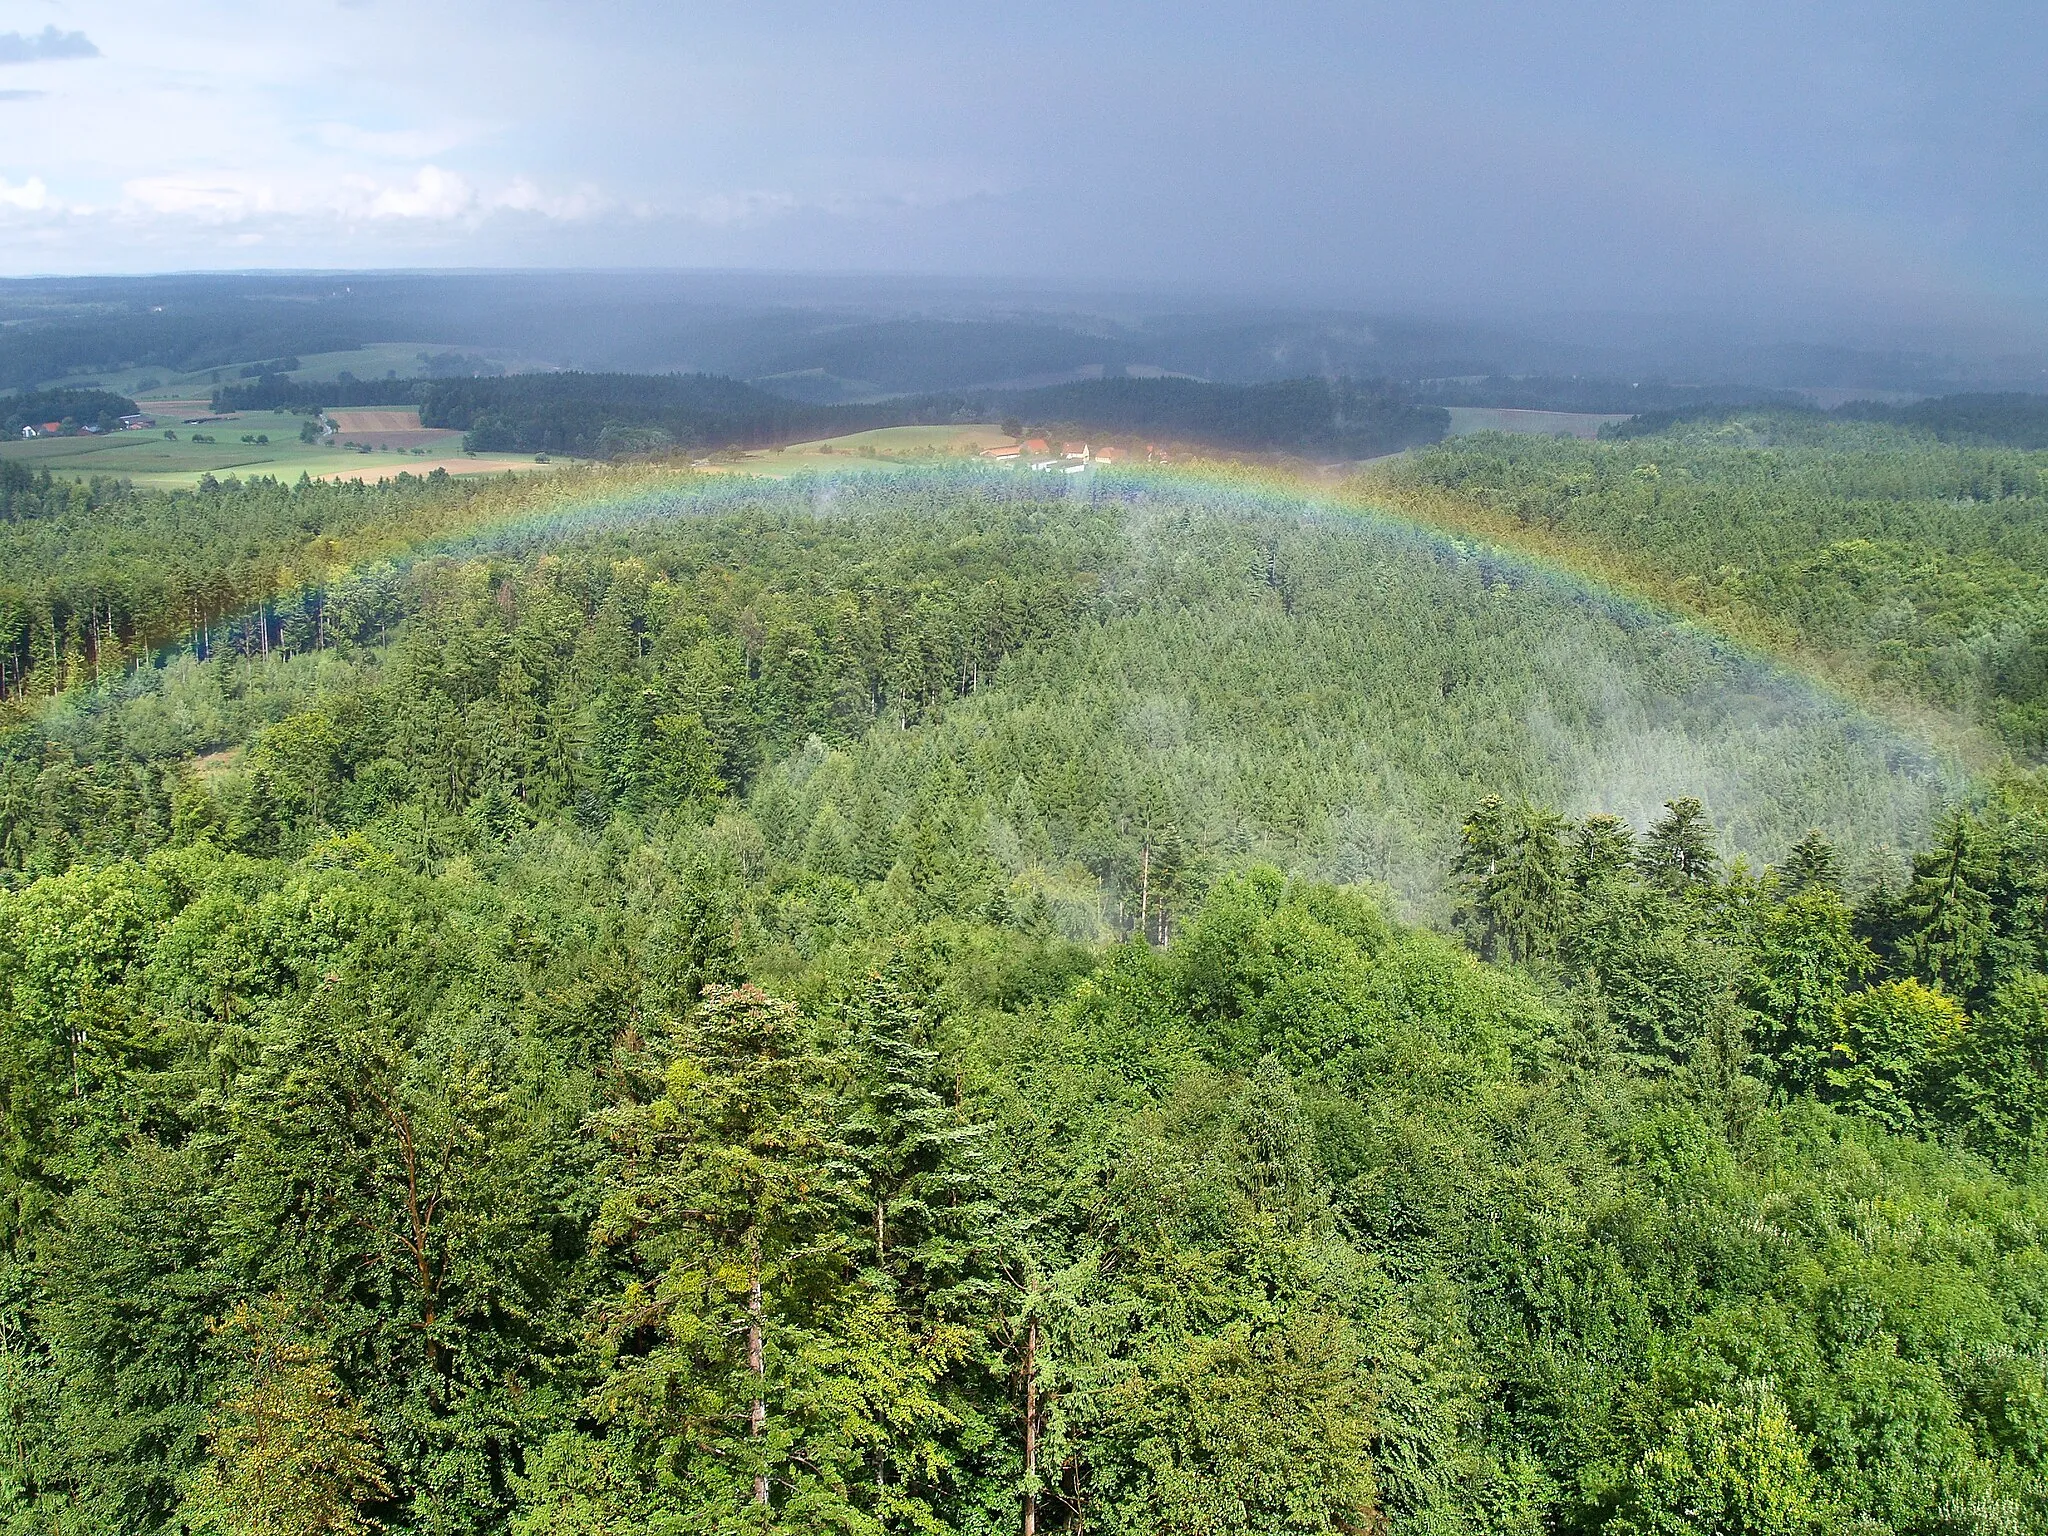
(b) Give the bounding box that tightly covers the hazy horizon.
[1,0,2043,347]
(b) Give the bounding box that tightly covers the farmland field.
[711,421,1018,474]
[325,405,464,452]
[0,408,553,488]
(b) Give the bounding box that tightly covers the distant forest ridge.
[192,369,2048,464]
[201,371,1455,459]
[1610,393,2048,448]
[10,273,2048,397]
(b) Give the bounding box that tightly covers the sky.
[1,0,2044,336]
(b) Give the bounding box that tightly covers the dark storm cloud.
[0,26,98,63]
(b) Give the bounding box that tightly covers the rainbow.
[10,455,1983,790]
[355,457,1980,767]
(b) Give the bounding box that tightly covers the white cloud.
[362,165,475,220]
[114,165,604,227]
[496,177,608,220]
[123,174,275,219]
[690,190,800,227]
[0,176,49,211]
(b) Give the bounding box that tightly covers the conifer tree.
[585,984,957,1530]
[1570,813,1637,891]
[1636,797,1719,893]
[1451,795,1511,960]
[840,972,998,1303]
[1778,829,1841,894]
[1906,811,1996,1005]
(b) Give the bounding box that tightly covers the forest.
[414,373,1448,461]
[208,376,428,415]
[960,377,1448,458]
[1381,412,2048,757]
[3,445,2048,1535]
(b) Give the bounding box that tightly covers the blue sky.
[1,0,2042,334]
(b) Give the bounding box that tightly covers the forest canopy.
[1385,414,2048,756]
[3,444,2048,1536]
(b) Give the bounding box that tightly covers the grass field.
[711,423,1017,476]
[1,409,554,488]
[1445,406,1632,438]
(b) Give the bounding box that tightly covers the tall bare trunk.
[1022,1316,1039,1536]
[1139,842,1150,941]
[750,1239,767,1506]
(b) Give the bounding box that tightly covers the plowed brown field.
[326,407,459,451]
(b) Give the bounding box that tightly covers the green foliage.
[1613,1386,1832,1536]
[9,465,2048,1536]
[2,389,139,439]
[184,1297,390,1536]
[1393,421,2048,753]
[425,373,865,458]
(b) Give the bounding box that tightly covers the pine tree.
[1494,802,1569,964]
[1453,797,1567,962]
[837,971,1001,1515]
[1451,795,1512,960]
[584,984,958,1530]
[839,971,999,1310]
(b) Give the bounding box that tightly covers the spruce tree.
[1778,829,1841,894]
[1570,813,1637,891]
[1636,797,1720,893]
[1906,811,1996,1005]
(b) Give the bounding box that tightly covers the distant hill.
[967,375,1449,458]
[1838,391,2048,449]
[418,372,882,455]
[399,371,1450,461]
